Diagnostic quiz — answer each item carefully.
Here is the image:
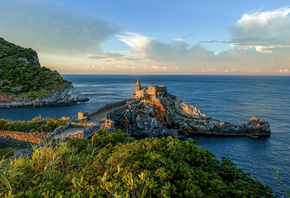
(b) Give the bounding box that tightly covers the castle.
[131,79,167,99]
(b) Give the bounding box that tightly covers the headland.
[0,38,88,108]
[81,79,271,137]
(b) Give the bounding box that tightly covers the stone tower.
[136,79,141,91]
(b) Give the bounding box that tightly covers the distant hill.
[0,38,88,107]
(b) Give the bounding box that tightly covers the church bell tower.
[136,79,141,92]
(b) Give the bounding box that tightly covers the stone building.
[131,80,167,99]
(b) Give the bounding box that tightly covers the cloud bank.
[112,7,290,74]
[0,0,120,54]
[231,7,290,47]
[1,2,289,74]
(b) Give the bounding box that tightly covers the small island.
[0,38,88,108]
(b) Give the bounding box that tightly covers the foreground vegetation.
[0,148,14,159]
[0,130,274,197]
[0,38,70,99]
[0,116,69,132]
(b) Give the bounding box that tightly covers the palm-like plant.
[275,169,290,197]
[0,152,12,195]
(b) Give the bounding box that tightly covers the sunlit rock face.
[106,90,271,138]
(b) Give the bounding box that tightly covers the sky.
[1,0,290,75]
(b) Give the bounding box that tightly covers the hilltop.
[0,38,88,107]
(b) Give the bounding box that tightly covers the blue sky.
[1,0,290,74]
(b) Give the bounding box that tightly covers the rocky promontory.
[0,84,88,108]
[105,81,270,137]
[0,38,88,108]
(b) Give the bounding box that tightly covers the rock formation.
[0,85,88,108]
[0,37,88,108]
[105,81,270,137]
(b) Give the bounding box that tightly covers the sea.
[0,75,289,196]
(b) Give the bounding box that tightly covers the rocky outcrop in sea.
[0,85,88,108]
[105,92,271,137]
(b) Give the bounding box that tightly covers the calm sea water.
[0,75,289,196]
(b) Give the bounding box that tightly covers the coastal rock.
[105,88,271,137]
[0,85,88,108]
[37,85,88,106]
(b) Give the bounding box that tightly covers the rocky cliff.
[0,85,88,108]
[0,38,88,108]
[106,92,271,137]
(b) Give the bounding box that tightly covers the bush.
[0,130,274,197]
[0,116,69,132]
[0,148,14,159]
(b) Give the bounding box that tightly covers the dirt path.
[88,105,124,123]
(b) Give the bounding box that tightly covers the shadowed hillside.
[0,38,70,99]
[0,38,88,107]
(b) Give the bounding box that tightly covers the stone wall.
[83,124,100,139]
[53,123,71,133]
[53,122,94,134]
[136,88,146,98]
[88,99,129,117]
[66,130,84,139]
[0,130,52,148]
[147,86,167,96]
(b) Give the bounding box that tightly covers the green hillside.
[0,38,70,99]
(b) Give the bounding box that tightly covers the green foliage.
[0,116,69,132]
[0,151,13,196]
[275,169,290,197]
[0,37,70,99]
[66,129,134,153]
[0,148,14,159]
[0,130,274,197]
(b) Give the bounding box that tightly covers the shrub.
[0,130,274,197]
[0,116,69,132]
[0,148,14,159]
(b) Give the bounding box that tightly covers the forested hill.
[0,38,71,99]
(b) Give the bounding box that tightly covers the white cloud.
[231,7,290,48]
[151,65,168,71]
[116,28,290,74]
[255,46,275,54]
[238,7,290,26]
[248,69,263,73]
[276,68,289,73]
[118,32,215,63]
[224,68,237,73]
[3,2,289,75]
[115,7,290,74]
[201,67,218,73]
[118,32,153,58]
[174,38,184,42]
